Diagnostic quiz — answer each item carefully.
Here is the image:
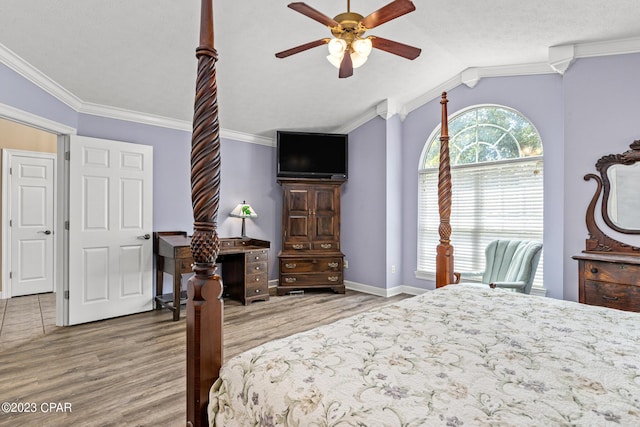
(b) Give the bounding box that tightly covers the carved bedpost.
[186,0,223,426]
[435,92,457,287]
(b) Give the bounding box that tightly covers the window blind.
[418,157,543,287]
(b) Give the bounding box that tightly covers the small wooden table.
[154,232,270,320]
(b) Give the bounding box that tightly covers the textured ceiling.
[1,1,640,139]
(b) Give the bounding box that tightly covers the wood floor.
[0,289,409,426]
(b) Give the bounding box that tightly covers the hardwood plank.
[0,289,410,426]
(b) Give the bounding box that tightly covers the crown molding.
[220,129,274,146]
[79,102,193,132]
[548,45,575,75]
[403,74,464,116]
[4,36,640,142]
[574,36,640,59]
[1,42,274,146]
[548,37,640,75]
[333,106,380,134]
[0,42,83,111]
[0,102,77,135]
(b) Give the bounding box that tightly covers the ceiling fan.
[275,0,421,78]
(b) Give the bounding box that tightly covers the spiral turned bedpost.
[436,92,456,288]
[186,0,224,426]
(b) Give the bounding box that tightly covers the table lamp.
[229,201,257,238]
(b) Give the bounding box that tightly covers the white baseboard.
[344,280,428,297]
[271,279,545,298]
[270,279,428,298]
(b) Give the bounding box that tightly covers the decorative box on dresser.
[278,178,346,295]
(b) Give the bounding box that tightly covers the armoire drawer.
[280,258,342,273]
[280,272,343,287]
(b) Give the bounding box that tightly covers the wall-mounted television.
[277,131,348,179]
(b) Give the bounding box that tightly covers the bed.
[184,2,640,426]
[208,284,640,426]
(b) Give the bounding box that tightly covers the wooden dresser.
[573,252,640,312]
[277,178,345,295]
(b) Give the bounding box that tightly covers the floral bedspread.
[209,285,640,426]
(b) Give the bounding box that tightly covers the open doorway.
[0,117,58,343]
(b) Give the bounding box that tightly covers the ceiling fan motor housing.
[331,12,366,41]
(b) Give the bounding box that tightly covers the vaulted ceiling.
[1,1,640,140]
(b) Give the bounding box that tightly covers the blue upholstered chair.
[482,239,543,294]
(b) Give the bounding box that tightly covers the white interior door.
[9,153,55,296]
[68,135,153,325]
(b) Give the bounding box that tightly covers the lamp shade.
[230,201,257,238]
[229,201,257,218]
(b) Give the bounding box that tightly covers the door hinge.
[65,221,70,230]
[9,271,12,279]
[9,219,12,227]
[65,151,70,161]
[9,167,12,175]
[64,290,69,299]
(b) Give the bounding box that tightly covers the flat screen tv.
[277,131,348,179]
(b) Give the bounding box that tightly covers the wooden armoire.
[277,178,345,295]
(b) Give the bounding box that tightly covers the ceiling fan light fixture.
[326,53,343,68]
[328,37,347,55]
[352,37,372,57]
[277,1,421,78]
[351,51,368,68]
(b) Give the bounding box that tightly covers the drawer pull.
[254,266,260,270]
[602,295,619,301]
[327,276,339,282]
[255,289,261,293]
[590,267,598,274]
[327,262,339,268]
[255,277,260,281]
[255,256,260,260]
[285,277,297,283]
[320,243,332,249]
[285,263,297,269]
[292,244,304,250]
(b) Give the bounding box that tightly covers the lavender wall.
[342,116,387,287]
[0,63,77,128]
[562,53,640,301]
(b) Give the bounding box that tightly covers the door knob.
[39,230,52,235]
[138,233,151,240]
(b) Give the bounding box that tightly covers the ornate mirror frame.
[583,140,640,254]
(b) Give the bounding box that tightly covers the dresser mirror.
[583,140,640,253]
[605,163,640,231]
[601,145,640,233]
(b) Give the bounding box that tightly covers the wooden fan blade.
[361,0,416,29]
[288,2,339,27]
[275,38,330,58]
[371,36,421,60]
[339,52,353,78]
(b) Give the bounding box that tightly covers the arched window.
[417,105,544,288]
